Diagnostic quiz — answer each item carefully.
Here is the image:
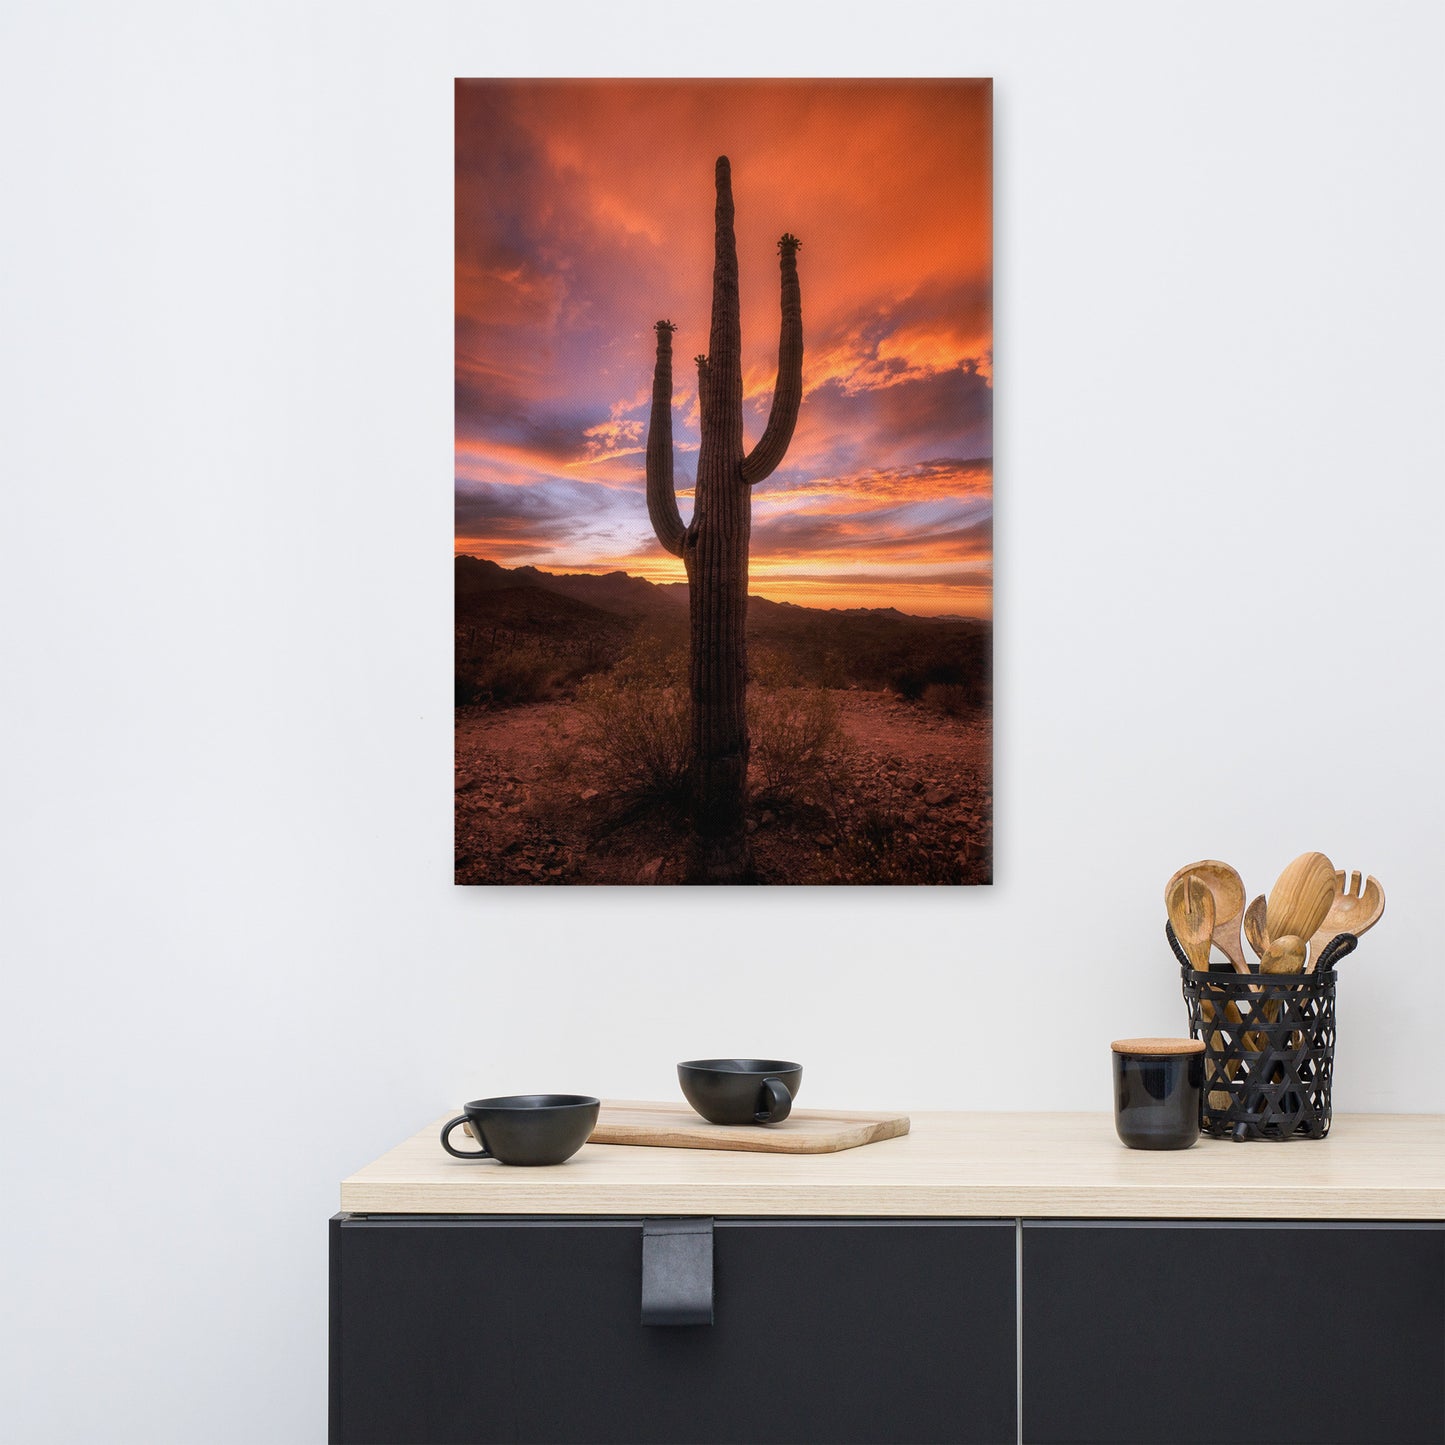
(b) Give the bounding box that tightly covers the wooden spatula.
[1243,895,1270,961]
[1266,852,1336,949]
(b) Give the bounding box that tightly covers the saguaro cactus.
[645,155,803,882]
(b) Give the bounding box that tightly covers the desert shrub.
[855,804,902,852]
[921,682,972,717]
[893,664,989,706]
[748,683,847,800]
[557,636,850,807]
[455,635,612,707]
[567,637,691,802]
[454,646,559,706]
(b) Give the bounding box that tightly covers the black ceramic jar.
[1111,1038,1203,1150]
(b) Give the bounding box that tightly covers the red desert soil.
[455,691,991,886]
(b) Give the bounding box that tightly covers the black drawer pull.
[641,1218,714,1326]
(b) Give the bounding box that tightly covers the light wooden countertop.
[340,1109,1445,1220]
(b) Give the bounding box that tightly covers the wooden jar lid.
[1110,1037,1205,1056]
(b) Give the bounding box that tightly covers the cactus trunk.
[644,156,802,883]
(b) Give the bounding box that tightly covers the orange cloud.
[758,459,992,507]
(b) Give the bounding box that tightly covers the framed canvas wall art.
[455,78,992,885]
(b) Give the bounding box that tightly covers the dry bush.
[455,645,559,706]
[921,682,973,717]
[565,637,691,802]
[747,680,848,800]
[556,639,849,810]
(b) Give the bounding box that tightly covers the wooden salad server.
[1166,873,1215,971]
[1165,860,1249,973]
[1167,874,1234,1108]
[1306,871,1385,972]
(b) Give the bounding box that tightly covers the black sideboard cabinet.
[1022,1221,1445,1444]
[330,1214,1445,1445]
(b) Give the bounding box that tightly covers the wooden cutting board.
[588,1100,910,1154]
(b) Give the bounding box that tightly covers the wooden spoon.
[1243,895,1270,961]
[1165,860,1248,973]
[1166,873,1215,970]
[1306,871,1385,972]
[1259,934,1306,976]
[1244,933,1308,1048]
[1266,852,1336,947]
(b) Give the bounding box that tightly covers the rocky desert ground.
[455,690,990,886]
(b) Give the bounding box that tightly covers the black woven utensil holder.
[1170,923,1356,1141]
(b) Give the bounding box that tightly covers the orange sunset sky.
[455,79,992,617]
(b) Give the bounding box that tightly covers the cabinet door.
[331,1216,1016,1445]
[1022,1221,1445,1444]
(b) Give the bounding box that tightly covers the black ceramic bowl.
[677,1059,803,1126]
[440,1093,600,1165]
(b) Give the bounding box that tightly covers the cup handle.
[440,1115,491,1159]
[755,1078,793,1124]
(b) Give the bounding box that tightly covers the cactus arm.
[644,320,687,558]
[741,233,802,486]
[694,354,710,436]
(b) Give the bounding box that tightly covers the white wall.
[3,2,1442,1441]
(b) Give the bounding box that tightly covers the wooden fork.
[1306,871,1385,971]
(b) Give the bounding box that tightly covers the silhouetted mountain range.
[456,556,686,619]
[455,555,990,703]
[455,555,964,623]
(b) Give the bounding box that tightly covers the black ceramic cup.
[1111,1039,1203,1150]
[677,1059,802,1125]
[439,1094,600,1166]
